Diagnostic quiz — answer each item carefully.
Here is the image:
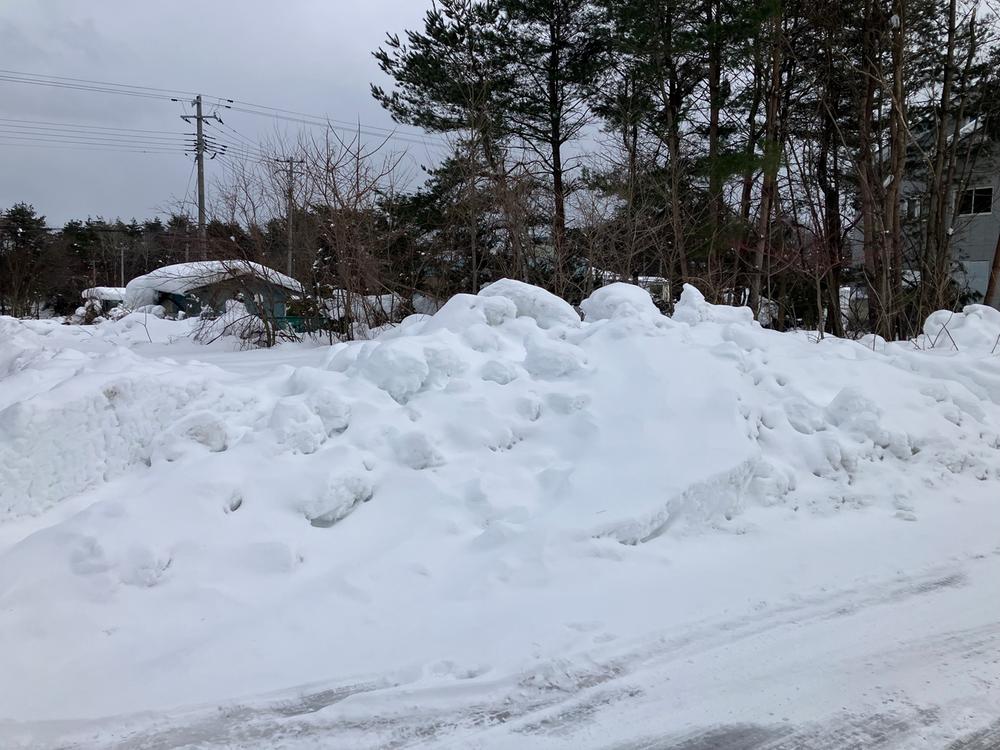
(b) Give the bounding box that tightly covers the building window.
[904,197,922,219]
[957,186,993,216]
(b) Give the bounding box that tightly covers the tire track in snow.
[611,709,1000,750]
[29,563,989,750]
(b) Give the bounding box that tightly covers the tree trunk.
[655,1,689,287]
[548,16,568,298]
[705,0,724,296]
[749,6,782,317]
[857,0,887,337]
[883,0,907,338]
[923,0,957,315]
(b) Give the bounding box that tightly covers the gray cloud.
[0,0,434,224]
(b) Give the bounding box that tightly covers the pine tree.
[0,204,52,317]
[499,0,607,296]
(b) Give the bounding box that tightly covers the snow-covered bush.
[193,300,267,347]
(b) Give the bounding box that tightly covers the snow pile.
[0,282,999,738]
[922,304,1000,352]
[3,278,999,550]
[479,278,582,328]
[672,283,756,326]
[580,281,664,322]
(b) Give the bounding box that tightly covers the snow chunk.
[479,279,581,329]
[423,293,518,334]
[523,338,585,379]
[269,398,327,455]
[480,359,519,385]
[359,341,430,403]
[580,283,661,322]
[825,387,883,442]
[305,471,374,527]
[160,411,230,457]
[305,389,351,435]
[392,430,444,469]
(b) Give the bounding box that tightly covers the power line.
[206,120,273,158]
[224,98,445,143]
[0,73,177,101]
[181,159,197,211]
[0,133,189,151]
[207,119,259,149]
[1,68,448,150]
[1,69,451,226]
[0,117,188,136]
[0,69,192,100]
[0,140,185,156]
[0,126,194,147]
[226,105,445,148]
[202,121,272,161]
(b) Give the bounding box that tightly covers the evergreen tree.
[0,204,52,316]
[500,0,608,296]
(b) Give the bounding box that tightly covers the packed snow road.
[14,541,1000,750]
[1,281,999,748]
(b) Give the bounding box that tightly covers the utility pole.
[275,157,304,278]
[179,95,222,261]
[194,95,205,254]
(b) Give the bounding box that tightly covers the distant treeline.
[5,0,1000,337]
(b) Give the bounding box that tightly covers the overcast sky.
[0,0,439,225]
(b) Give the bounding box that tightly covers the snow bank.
[1,282,999,727]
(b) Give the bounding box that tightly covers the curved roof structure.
[124,261,302,309]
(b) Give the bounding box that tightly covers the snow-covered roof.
[124,261,302,309]
[81,287,126,302]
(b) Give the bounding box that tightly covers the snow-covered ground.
[1,282,999,749]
